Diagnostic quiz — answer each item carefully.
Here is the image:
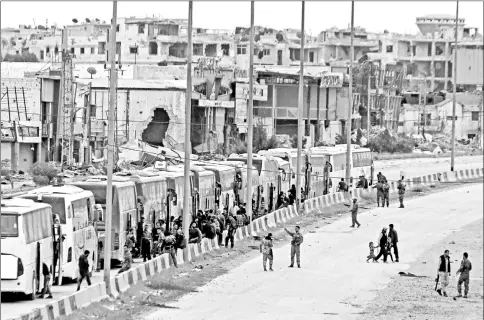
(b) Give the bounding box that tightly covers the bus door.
[370,160,375,185]
[269,183,274,212]
[35,242,41,293]
[52,224,64,285]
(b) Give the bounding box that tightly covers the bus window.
[23,208,52,244]
[47,198,67,224]
[1,215,19,237]
[333,154,346,171]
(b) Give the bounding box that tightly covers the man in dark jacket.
[436,249,451,297]
[225,213,237,249]
[388,224,399,262]
[77,250,91,291]
[40,262,53,298]
[374,228,388,263]
[338,178,349,192]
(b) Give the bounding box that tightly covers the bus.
[196,164,236,213]
[270,157,291,203]
[309,144,373,193]
[1,199,53,300]
[127,173,168,231]
[161,167,195,219]
[258,148,306,189]
[217,161,259,209]
[71,177,138,264]
[19,185,98,284]
[190,166,216,212]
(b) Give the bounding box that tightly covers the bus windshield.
[40,198,66,224]
[1,215,19,237]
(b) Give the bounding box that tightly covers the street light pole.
[182,1,193,241]
[295,1,305,204]
[345,1,355,192]
[104,0,117,294]
[367,62,371,144]
[451,1,459,171]
[246,1,254,222]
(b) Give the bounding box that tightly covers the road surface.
[374,155,483,182]
[0,258,146,319]
[144,183,483,320]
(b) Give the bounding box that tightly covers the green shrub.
[33,175,50,186]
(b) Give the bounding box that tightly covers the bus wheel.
[28,277,36,300]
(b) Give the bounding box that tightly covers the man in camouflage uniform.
[285,226,304,268]
[373,180,384,207]
[397,177,406,208]
[260,233,274,272]
[382,180,390,208]
[456,252,472,298]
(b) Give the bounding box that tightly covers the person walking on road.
[40,262,53,299]
[77,250,91,291]
[285,226,304,268]
[374,228,388,263]
[350,198,361,228]
[366,242,378,263]
[397,177,406,208]
[456,252,472,298]
[260,233,274,271]
[436,249,451,297]
[388,224,399,262]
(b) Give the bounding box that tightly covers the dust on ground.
[359,219,483,320]
[62,178,483,320]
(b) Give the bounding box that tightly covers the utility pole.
[450,1,458,171]
[246,1,255,222]
[83,83,92,165]
[295,1,305,204]
[345,1,355,191]
[367,62,371,144]
[54,28,67,162]
[104,0,117,293]
[183,1,193,242]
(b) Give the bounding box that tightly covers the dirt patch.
[62,179,483,320]
[359,219,483,320]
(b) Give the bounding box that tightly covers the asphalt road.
[143,183,483,320]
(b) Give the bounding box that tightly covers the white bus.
[1,199,54,300]
[71,177,138,264]
[20,185,98,284]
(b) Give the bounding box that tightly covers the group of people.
[275,185,306,210]
[259,225,304,271]
[436,250,473,299]
[367,224,399,263]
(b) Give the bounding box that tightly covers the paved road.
[144,184,483,320]
[0,258,146,319]
[374,155,483,182]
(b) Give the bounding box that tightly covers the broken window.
[309,51,314,62]
[130,46,138,54]
[46,46,50,54]
[472,111,479,121]
[386,45,393,53]
[80,47,85,54]
[98,42,106,54]
[420,113,431,126]
[412,45,416,57]
[205,44,217,57]
[116,42,121,55]
[70,47,75,54]
[138,24,145,34]
[193,43,203,56]
[149,42,158,55]
[91,47,95,54]
[158,24,178,36]
[289,48,300,61]
[116,24,120,32]
[428,43,432,56]
[435,43,445,56]
[237,45,247,55]
[263,49,270,56]
[221,44,230,56]
[169,43,187,58]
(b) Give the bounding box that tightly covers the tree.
[31,162,59,184]
[3,52,39,63]
[1,167,15,189]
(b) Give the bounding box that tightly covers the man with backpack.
[161,231,178,268]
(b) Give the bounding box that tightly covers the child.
[260,233,274,271]
[118,244,133,274]
[367,241,379,263]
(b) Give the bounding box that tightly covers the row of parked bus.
[1,144,373,300]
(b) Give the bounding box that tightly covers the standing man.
[374,227,388,263]
[350,198,361,228]
[436,249,451,297]
[136,216,145,253]
[338,178,349,193]
[225,213,237,249]
[397,177,406,208]
[77,250,91,291]
[141,225,152,262]
[284,226,304,268]
[40,262,53,299]
[161,231,178,268]
[260,233,274,272]
[456,252,472,298]
[388,224,399,262]
[373,180,384,207]
[382,180,390,208]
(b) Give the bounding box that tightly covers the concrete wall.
[1,78,41,122]
[455,47,483,85]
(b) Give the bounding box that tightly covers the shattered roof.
[255,66,330,78]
